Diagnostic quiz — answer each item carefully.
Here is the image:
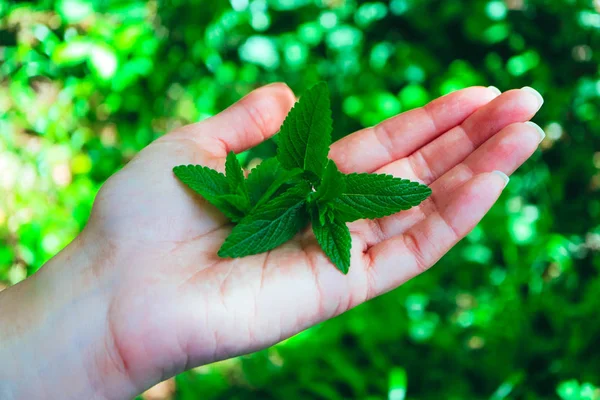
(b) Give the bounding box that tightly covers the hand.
[0,83,543,399]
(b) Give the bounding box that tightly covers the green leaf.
[219,194,251,221]
[311,207,352,274]
[225,151,250,211]
[218,183,311,257]
[173,164,244,221]
[173,164,229,197]
[277,81,332,177]
[314,160,345,203]
[247,158,282,204]
[225,151,246,193]
[246,158,303,208]
[333,173,432,222]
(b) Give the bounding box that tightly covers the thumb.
[181,82,296,155]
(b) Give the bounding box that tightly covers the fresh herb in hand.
[173,82,431,273]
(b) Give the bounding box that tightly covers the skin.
[0,83,543,399]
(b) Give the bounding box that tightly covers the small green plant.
[173,82,431,273]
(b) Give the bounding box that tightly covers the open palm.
[84,83,543,393]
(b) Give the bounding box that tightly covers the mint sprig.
[173,82,432,274]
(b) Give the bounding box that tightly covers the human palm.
[83,83,543,391]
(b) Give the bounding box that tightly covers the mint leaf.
[310,207,352,274]
[225,151,250,211]
[313,160,345,203]
[247,158,282,204]
[218,183,311,257]
[173,165,245,221]
[333,173,432,222]
[219,194,251,219]
[225,151,246,194]
[277,81,332,177]
[246,158,303,208]
[173,164,228,198]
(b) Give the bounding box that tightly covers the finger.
[376,87,543,184]
[364,171,508,295]
[178,83,296,154]
[329,86,500,174]
[430,121,544,196]
[365,121,543,243]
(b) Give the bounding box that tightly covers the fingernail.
[525,121,546,143]
[487,86,501,96]
[492,170,510,188]
[521,86,544,109]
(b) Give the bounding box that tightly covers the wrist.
[0,231,137,400]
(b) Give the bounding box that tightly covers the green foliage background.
[2,0,600,398]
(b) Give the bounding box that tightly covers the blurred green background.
[1,0,600,399]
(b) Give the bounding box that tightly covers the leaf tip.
[172,164,187,177]
[312,80,329,91]
[419,183,433,199]
[336,263,350,275]
[217,246,230,258]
